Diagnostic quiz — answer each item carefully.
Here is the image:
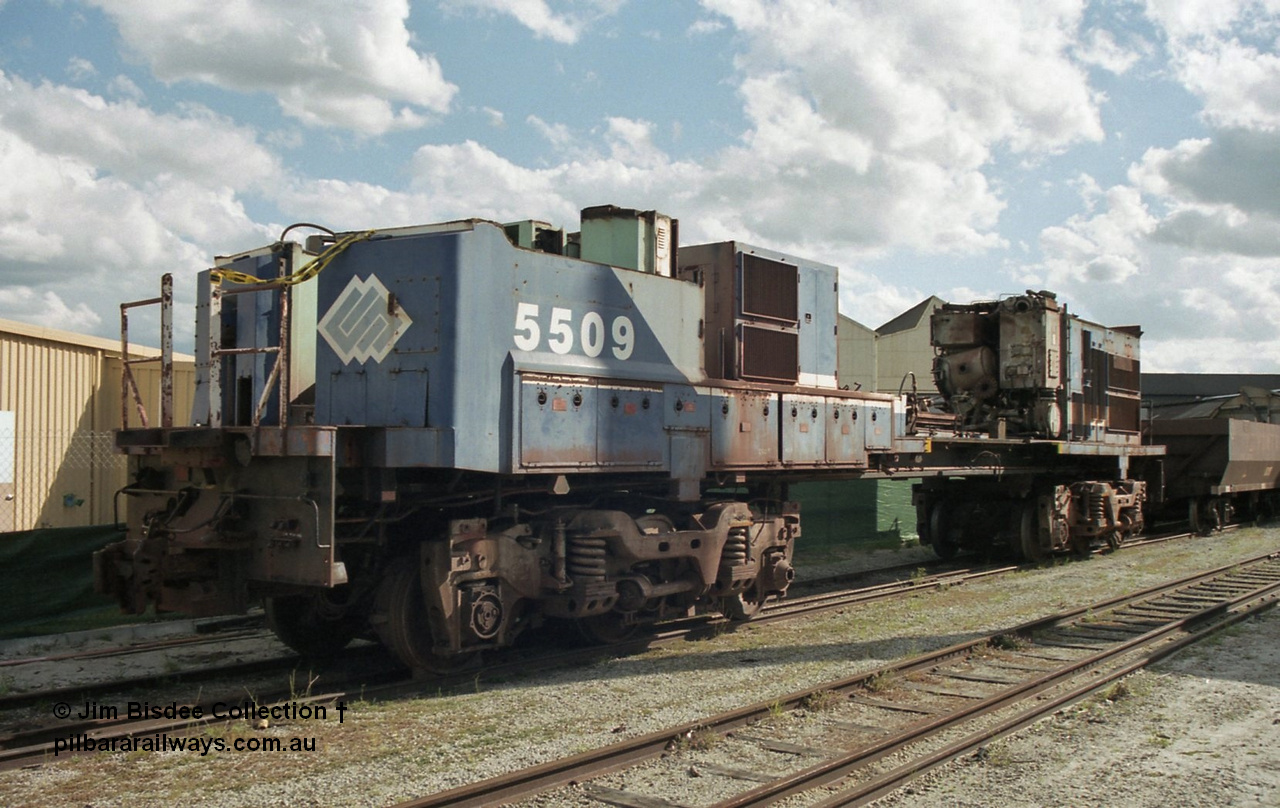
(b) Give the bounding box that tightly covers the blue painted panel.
[310,221,705,473]
[519,376,597,468]
[371,428,453,467]
[218,250,285,426]
[826,399,867,466]
[596,384,665,467]
[669,432,708,484]
[781,393,827,465]
[664,384,711,431]
[798,264,839,387]
[711,390,779,468]
[865,400,894,450]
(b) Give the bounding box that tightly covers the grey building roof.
[1142,373,1280,403]
[876,296,945,336]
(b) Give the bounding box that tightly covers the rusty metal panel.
[998,299,1062,390]
[596,383,664,467]
[519,375,598,468]
[1151,418,1280,497]
[864,400,893,450]
[710,389,778,468]
[931,310,985,347]
[781,393,826,465]
[238,455,340,588]
[825,399,867,466]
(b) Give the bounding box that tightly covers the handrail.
[205,276,292,428]
[119,274,173,429]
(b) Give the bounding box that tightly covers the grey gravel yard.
[2,528,1278,808]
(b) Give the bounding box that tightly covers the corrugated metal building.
[837,314,877,392]
[0,318,195,531]
[874,296,945,395]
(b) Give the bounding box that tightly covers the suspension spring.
[566,535,608,581]
[721,527,749,565]
[1090,488,1106,528]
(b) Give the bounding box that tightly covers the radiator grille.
[1108,394,1140,433]
[741,254,798,323]
[1108,353,1140,393]
[741,326,798,383]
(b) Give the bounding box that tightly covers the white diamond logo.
[318,274,412,364]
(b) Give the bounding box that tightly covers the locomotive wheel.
[720,586,766,621]
[928,502,959,560]
[1018,502,1047,562]
[375,564,478,674]
[577,613,640,644]
[1189,499,1214,536]
[264,592,361,658]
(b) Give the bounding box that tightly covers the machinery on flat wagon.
[94,205,1159,670]
[913,292,1155,560]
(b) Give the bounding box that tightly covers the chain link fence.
[0,427,127,532]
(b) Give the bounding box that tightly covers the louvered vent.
[741,254,798,323]
[1108,354,1140,393]
[741,326,798,383]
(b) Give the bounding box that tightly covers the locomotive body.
[95,206,1160,669]
[916,291,1152,560]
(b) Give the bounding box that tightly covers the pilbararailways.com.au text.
[55,733,318,757]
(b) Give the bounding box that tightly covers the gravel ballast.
[2,529,1278,807]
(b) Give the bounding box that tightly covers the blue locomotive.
[95,205,1158,669]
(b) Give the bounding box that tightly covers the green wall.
[789,479,917,559]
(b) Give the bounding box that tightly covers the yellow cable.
[210,229,376,286]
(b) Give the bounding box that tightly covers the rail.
[119,274,173,429]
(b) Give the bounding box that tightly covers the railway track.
[391,548,1280,808]
[0,557,1020,771]
[0,528,1218,773]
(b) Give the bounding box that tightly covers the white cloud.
[0,125,215,335]
[482,106,506,128]
[441,0,625,44]
[0,74,280,343]
[0,287,102,333]
[687,18,726,36]
[1142,0,1280,130]
[66,57,96,81]
[87,0,456,134]
[688,0,1105,253]
[107,74,145,101]
[1176,38,1280,130]
[0,72,280,190]
[1020,181,1157,290]
[1131,130,1280,251]
[604,117,665,167]
[1140,0,1273,41]
[527,114,575,149]
[1074,27,1142,74]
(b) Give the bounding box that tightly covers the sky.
[1,0,1279,372]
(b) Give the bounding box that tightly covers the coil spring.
[1090,489,1106,526]
[567,535,608,581]
[721,528,749,565]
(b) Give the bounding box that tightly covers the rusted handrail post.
[119,274,173,429]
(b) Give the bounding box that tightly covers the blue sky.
[1,0,1279,372]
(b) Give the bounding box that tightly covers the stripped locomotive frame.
[95,207,1162,670]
